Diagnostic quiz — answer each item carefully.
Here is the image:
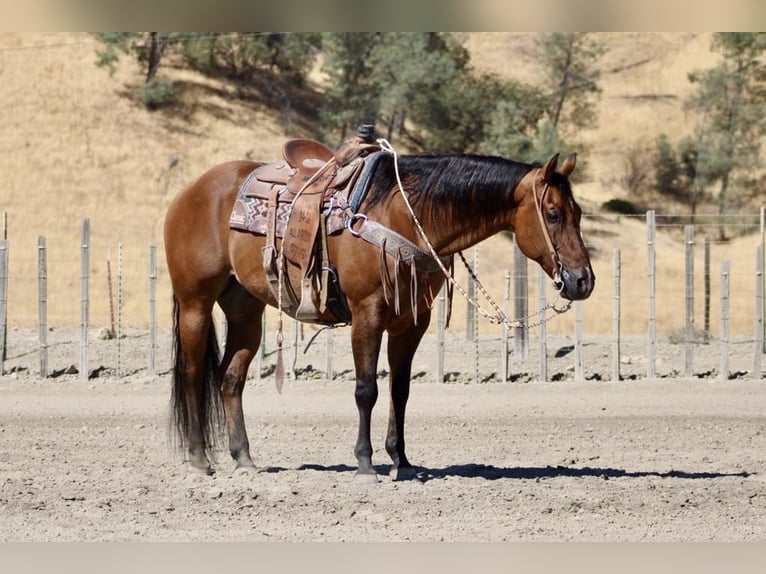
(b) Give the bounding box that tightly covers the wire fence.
[0,209,764,382]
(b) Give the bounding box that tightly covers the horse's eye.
[546,209,561,224]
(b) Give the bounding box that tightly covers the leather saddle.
[231,137,382,323]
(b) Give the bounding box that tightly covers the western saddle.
[230,129,383,323]
[229,127,453,326]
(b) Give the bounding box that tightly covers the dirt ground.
[0,327,764,541]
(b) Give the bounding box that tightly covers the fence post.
[148,244,157,377]
[1,210,6,365]
[761,206,765,354]
[612,248,621,382]
[325,327,334,382]
[116,242,123,377]
[436,285,446,383]
[537,267,547,382]
[684,225,695,377]
[513,238,528,359]
[0,238,8,374]
[256,313,265,379]
[290,318,298,380]
[704,234,711,336]
[472,249,479,383]
[754,244,763,379]
[647,210,656,379]
[720,261,730,382]
[38,237,48,378]
[465,248,476,342]
[574,301,584,381]
[502,270,510,382]
[80,219,90,380]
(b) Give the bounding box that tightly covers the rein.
[377,139,572,330]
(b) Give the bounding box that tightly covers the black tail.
[169,297,224,458]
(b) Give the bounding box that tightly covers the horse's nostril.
[575,268,593,295]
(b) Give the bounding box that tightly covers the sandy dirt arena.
[0,327,764,542]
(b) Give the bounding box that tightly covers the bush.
[141,78,177,110]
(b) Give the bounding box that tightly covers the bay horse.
[163,142,594,481]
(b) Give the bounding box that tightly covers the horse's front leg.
[385,310,431,480]
[350,310,385,483]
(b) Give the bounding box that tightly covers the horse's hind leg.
[217,278,265,471]
[173,298,222,475]
[385,312,431,480]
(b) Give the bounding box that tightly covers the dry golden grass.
[0,32,762,340]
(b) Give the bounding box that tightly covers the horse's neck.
[391,197,511,257]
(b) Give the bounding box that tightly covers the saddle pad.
[230,194,346,238]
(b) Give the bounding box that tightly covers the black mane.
[365,154,537,223]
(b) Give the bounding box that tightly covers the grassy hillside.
[0,32,761,339]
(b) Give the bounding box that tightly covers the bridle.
[531,172,565,293]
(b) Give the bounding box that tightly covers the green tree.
[406,70,511,153]
[366,33,465,145]
[180,33,320,86]
[478,85,549,161]
[319,33,381,144]
[95,32,179,109]
[535,33,606,137]
[655,133,681,197]
[686,32,766,230]
[480,33,604,166]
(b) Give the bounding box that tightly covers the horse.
[163,140,595,481]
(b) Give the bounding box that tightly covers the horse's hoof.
[233,462,258,475]
[354,471,380,485]
[187,463,215,476]
[389,466,418,481]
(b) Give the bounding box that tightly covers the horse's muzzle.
[560,265,595,301]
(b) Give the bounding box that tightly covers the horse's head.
[512,153,595,301]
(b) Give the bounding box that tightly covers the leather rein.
[377,140,572,329]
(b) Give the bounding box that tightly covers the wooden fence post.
[325,327,334,382]
[502,270,510,382]
[761,206,765,354]
[647,210,656,379]
[684,225,695,377]
[148,244,157,377]
[537,267,547,382]
[290,318,298,380]
[38,237,48,378]
[0,238,8,374]
[704,234,711,336]
[754,244,763,379]
[1,210,6,365]
[612,248,621,382]
[436,285,446,383]
[465,248,476,342]
[256,313,265,379]
[513,238,528,359]
[80,219,90,380]
[472,248,479,383]
[116,242,123,377]
[720,261,730,382]
[574,300,584,381]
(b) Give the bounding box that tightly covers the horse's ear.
[560,153,577,177]
[541,153,560,183]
